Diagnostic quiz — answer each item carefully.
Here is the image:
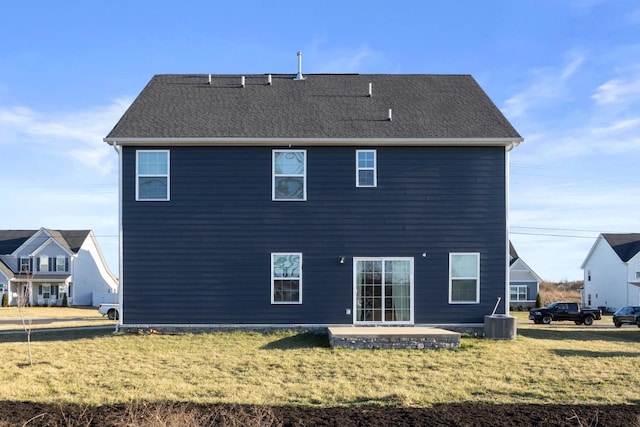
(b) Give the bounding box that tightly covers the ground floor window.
[449,252,480,303]
[271,253,302,304]
[510,285,528,301]
[354,258,413,324]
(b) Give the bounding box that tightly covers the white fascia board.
[104,137,524,147]
[580,234,605,270]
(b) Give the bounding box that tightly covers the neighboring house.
[104,70,522,329]
[581,233,640,312]
[0,228,118,306]
[508,241,542,310]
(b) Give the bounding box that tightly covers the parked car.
[612,306,640,327]
[98,303,119,320]
[529,302,602,325]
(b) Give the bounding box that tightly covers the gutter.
[103,136,524,147]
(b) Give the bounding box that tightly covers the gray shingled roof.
[105,74,521,141]
[0,230,90,255]
[602,233,640,262]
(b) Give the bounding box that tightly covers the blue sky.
[1,0,639,281]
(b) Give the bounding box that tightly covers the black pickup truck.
[529,302,602,325]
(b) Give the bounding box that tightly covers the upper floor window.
[271,253,302,304]
[356,150,377,187]
[449,253,480,304]
[56,256,67,272]
[273,150,306,201]
[635,265,640,279]
[136,150,170,201]
[20,257,30,272]
[39,257,48,272]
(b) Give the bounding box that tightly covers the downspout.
[108,141,123,333]
[504,139,521,314]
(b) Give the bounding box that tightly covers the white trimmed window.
[20,257,30,272]
[356,150,376,187]
[136,150,170,201]
[272,150,306,201]
[510,285,528,301]
[635,265,640,279]
[449,253,480,304]
[56,256,67,272]
[271,253,302,304]
[39,257,48,272]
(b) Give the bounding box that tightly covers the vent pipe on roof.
[267,74,272,85]
[368,83,372,97]
[241,76,245,88]
[294,51,305,80]
[208,74,211,85]
[388,108,393,121]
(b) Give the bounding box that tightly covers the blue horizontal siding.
[121,145,507,325]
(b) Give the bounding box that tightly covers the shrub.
[61,293,68,307]
[1,293,7,307]
[535,293,542,308]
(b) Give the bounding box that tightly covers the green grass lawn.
[0,319,638,407]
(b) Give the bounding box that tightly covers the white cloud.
[306,41,382,73]
[502,54,585,119]
[0,98,130,175]
[591,76,640,105]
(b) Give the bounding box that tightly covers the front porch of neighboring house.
[9,276,71,306]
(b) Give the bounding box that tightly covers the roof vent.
[208,74,212,85]
[267,74,272,85]
[241,76,245,88]
[294,51,305,80]
[388,108,393,121]
[368,82,372,97]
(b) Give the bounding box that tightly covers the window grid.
[355,258,413,324]
[510,285,528,301]
[449,252,480,304]
[271,253,302,304]
[136,150,170,201]
[272,150,307,201]
[56,256,67,272]
[356,150,377,187]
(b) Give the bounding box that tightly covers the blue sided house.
[105,69,522,331]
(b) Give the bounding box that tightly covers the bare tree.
[16,267,34,366]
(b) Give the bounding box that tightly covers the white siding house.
[0,228,118,306]
[581,233,640,312]
[508,242,542,310]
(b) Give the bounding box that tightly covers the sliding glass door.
[354,258,413,324]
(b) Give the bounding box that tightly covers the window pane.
[451,254,477,278]
[451,279,477,301]
[274,151,304,175]
[139,177,168,199]
[273,279,300,302]
[358,170,374,186]
[272,254,300,278]
[274,177,304,199]
[358,151,374,168]
[138,152,168,175]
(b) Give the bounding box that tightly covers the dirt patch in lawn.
[0,401,638,426]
